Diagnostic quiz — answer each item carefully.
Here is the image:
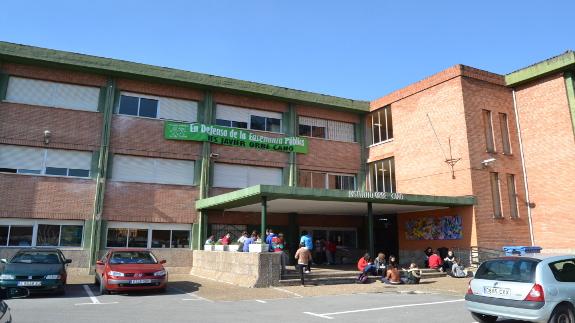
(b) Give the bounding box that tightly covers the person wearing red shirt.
[427,250,443,271]
[220,232,231,245]
[357,254,377,275]
[325,240,337,265]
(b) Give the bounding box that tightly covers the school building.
[0,42,573,274]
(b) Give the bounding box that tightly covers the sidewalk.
[70,273,469,301]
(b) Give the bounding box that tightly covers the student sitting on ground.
[357,253,377,275]
[442,250,456,272]
[428,250,443,271]
[382,264,403,284]
[401,263,422,284]
[449,257,468,278]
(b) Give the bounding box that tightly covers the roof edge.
[505,50,575,87]
[0,41,369,112]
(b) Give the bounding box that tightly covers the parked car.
[465,254,575,323]
[0,249,71,294]
[95,249,167,294]
[0,287,30,323]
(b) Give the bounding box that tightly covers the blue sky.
[1,1,573,100]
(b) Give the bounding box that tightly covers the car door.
[95,252,109,280]
[547,258,575,305]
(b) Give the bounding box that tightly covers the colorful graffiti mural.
[405,215,462,240]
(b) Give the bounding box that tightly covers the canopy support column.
[261,196,267,243]
[367,202,374,257]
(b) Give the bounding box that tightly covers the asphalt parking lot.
[5,276,530,323]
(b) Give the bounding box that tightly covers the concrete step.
[279,268,447,286]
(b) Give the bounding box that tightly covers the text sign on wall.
[348,191,405,200]
[164,121,308,154]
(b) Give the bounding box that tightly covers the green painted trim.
[88,78,116,271]
[196,91,214,248]
[195,185,476,210]
[356,118,367,190]
[564,72,575,141]
[0,41,369,112]
[0,71,8,101]
[191,223,200,250]
[506,51,575,86]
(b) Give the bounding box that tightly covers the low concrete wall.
[191,250,281,288]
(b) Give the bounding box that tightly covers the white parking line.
[303,299,465,319]
[169,286,213,303]
[74,285,118,306]
[255,299,267,303]
[272,287,303,298]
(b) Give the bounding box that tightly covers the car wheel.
[99,279,109,295]
[94,275,100,286]
[549,304,575,323]
[470,312,498,323]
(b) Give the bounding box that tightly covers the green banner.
[164,121,308,154]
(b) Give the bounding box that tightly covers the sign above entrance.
[348,191,405,200]
[164,121,308,154]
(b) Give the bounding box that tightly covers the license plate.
[483,286,511,296]
[130,279,151,284]
[17,281,41,287]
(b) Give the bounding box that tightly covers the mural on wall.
[405,215,462,240]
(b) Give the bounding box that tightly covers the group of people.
[356,252,422,285]
[423,247,467,278]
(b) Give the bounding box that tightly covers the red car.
[95,249,167,294]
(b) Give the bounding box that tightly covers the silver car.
[465,254,575,323]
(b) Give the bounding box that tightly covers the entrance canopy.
[196,185,475,215]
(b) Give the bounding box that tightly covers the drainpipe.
[512,90,535,246]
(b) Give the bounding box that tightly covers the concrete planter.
[214,245,229,251]
[228,244,241,252]
[249,244,269,253]
[204,245,214,251]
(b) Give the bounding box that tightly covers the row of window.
[4,77,357,142]
[483,110,512,154]
[105,223,191,249]
[490,172,519,218]
[298,171,356,190]
[0,145,91,178]
[0,221,83,247]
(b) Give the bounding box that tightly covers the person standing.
[220,232,231,245]
[266,228,276,252]
[325,239,337,265]
[242,232,257,252]
[237,231,248,251]
[272,233,288,274]
[300,231,313,272]
[295,243,312,285]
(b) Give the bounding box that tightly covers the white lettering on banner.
[348,191,405,200]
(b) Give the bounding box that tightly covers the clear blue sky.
[1,1,573,101]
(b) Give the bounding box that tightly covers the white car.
[465,254,575,323]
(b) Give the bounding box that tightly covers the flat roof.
[0,41,369,112]
[196,185,475,215]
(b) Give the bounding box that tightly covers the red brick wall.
[371,77,474,196]
[103,182,199,223]
[514,73,575,250]
[461,77,531,249]
[298,138,361,174]
[0,174,95,219]
[110,115,201,159]
[297,104,360,123]
[2,62,107,87]
[117,78,204,101]
[0,102,102,150]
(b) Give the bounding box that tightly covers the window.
[215,104,282,133]
[0,221,83,247]
[298,170,356,190]
[549,259,575,282]
[301,227,358,248]
[369,157,396,193]
[213,163,282,188]
[111,155,194,185]
[499,113,512,154]
[298,116,355,142]
[482,110,495,153]
[5,77,100,112]
[0,145,91,178]
[368,106,393,145]
[475,258,539,283]
[490,172,502,218]
[106,222,191,249]
[117,92,198,122]
[507,174,519,219]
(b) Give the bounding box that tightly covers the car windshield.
[109,251,157,265]
[11,251,62,264]
[475,258,540,283]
